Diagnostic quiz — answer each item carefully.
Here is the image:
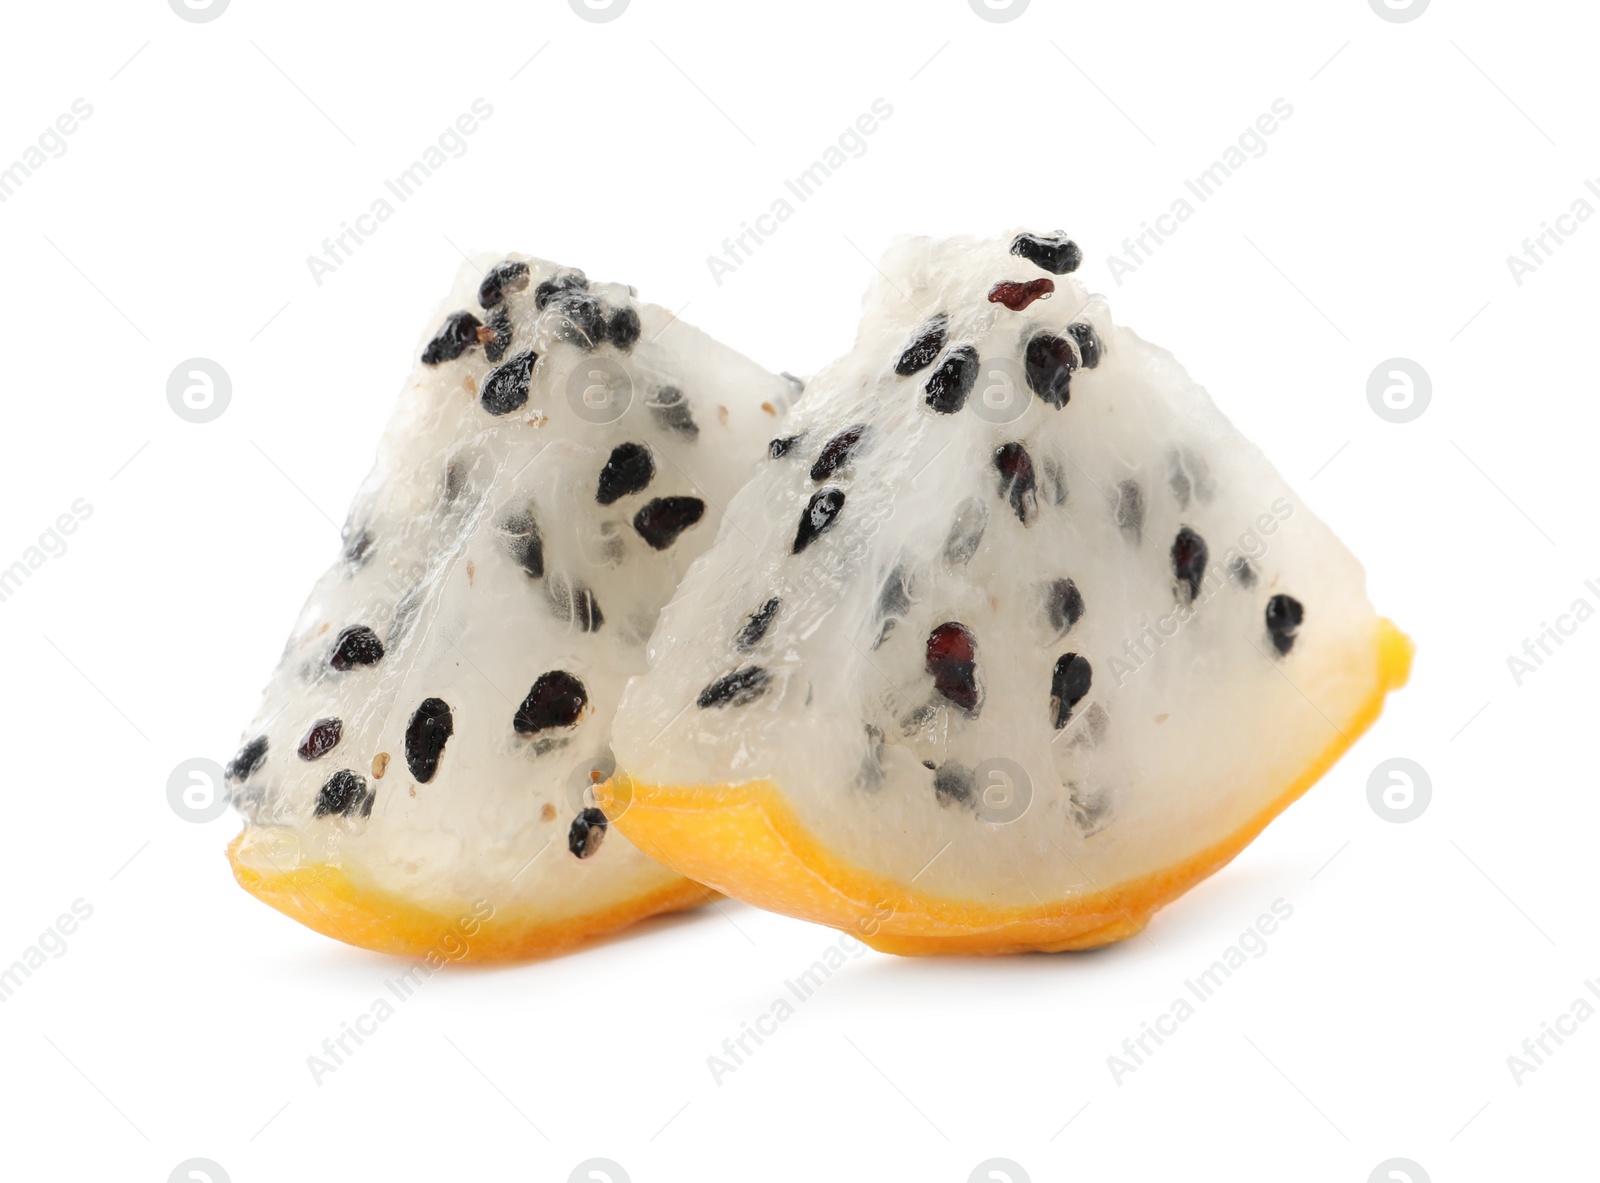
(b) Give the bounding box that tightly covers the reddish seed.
[925,622,981,714]
[297,717,343,761]
[987,278,1055,311]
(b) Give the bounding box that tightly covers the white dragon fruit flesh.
[607,230,1411,955]
[226,255,797,960]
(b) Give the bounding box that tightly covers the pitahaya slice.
[226,255,797,960]
[608,230,1412,955]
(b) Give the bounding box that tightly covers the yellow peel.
[227,829,711,962]
[606,618,1413,955]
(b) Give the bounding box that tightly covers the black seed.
[793,488,845,553]
[934,763,975,807]
[810,425,869,481]
[596,442,655,505]
[478,259,530,308]
[330,625,384,671]
[736,597,781,650]
[342,527,373,568]
[1024,333,1077,408]
[502,509,544,578]
[483,304,513,363]
[226,736,267,781]
[297,717,342,761]
[404,697,454,783]
[768,434,801,459]
[607,306,641,352]
[514,671,588,734]
[697,665,772,709]
[421,311,482,365]
[547,576,605,633]
[1050,653,1093,729]
[1046,579,1085,636]
[553,292,609,350]
[1116,480,1145,537]
[895,314,948,376]
[480,350,536,416]
[924,346,979,414]
[568,807,608,859]
[1066,322,1103,369]
[926,621,981,714]
[1010,232,1083,275]
[1229,555,1257,587]
[633,496,706,550]
[1266,594,1305,655]
[1171,527,1209,602]
[994,443,1038,525]
[943,498,988,567]
[647,387,699,439]
[533,270,588,309]
[314,769,369,818]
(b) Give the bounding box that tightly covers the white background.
[1,0,1595,1179]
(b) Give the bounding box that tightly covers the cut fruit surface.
[226,255,797,960]
[609,230,1411,954]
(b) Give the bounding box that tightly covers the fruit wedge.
[608,230,1411,954]
[226,255,797,960]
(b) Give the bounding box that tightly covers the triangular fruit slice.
[608,230,1411,955]
[226,255,798,960]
